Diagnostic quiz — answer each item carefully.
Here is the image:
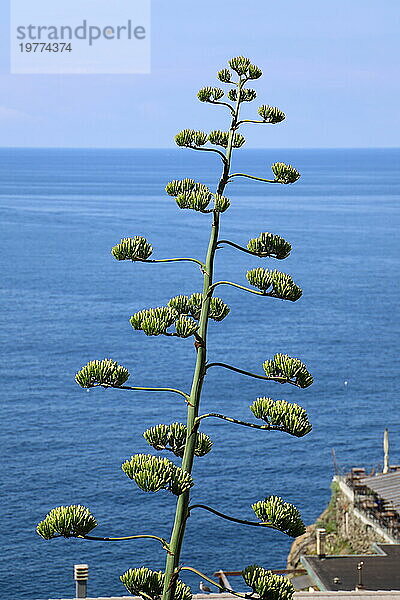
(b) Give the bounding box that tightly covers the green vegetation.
[316,482,340,534]
[37,56,313,600]
[315,482,359,555]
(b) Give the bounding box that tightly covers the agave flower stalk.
[37,57,313,600]
[161,65,245,600]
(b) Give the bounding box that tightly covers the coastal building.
[52,463,400,598]
[289,464,400,592]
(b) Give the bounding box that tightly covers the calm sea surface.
[1,148,399,599]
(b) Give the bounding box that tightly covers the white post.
[316,528,326,558]
[383,428,389,474]
[74,564,88,599]
[344,511,349,536]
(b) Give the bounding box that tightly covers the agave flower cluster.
[37,56,314,600]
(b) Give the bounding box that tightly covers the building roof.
[295,594,400,599]
[360,472,400,513]
[302,544,400,591]
[50,593,400,600]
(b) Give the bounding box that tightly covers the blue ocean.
[1,148,399,600]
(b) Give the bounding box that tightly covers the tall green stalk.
[162,83,243,600]
[37,57,314,600]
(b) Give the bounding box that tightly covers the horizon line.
[0,145,399,151]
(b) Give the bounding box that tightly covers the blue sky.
[1,0,399,148]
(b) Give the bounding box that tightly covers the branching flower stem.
[186,146,228,163]
[162,75,246,600]
[208,100,235,115]
[237,119,268,126]
[80,534,172,553]
[140,257,205,268]
[50,533,172,554]
[217,239,268,257]
[195,412,279,432]
[209,280,298,302]
[205,362,300,387]
[209,280,270,296]
[229,173,277,184]
[92,384,190,402]
[188,504,276,529]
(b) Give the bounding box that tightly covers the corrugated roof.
[360,472,400,512]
